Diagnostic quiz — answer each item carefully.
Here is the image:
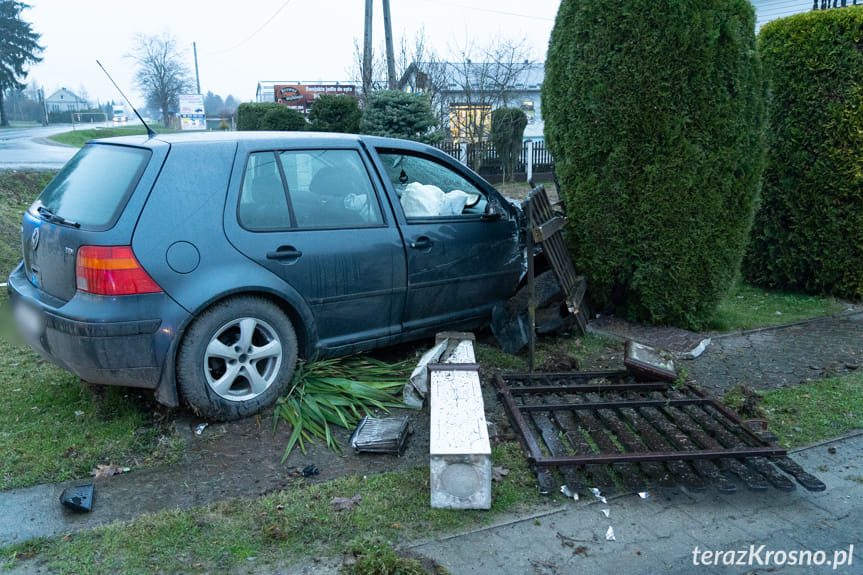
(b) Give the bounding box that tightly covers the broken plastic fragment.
[589,487,607,504]
[74,411,84,417]
[302,464,319,477]
[638,491,650,499]
[606,526,616,541]
[194,423,208,436]
[602,508,610,518]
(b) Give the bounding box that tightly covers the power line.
[415,0,555,22]
[204,0,294,55]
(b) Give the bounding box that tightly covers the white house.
[399,61,546,141]
[45,89,88,113]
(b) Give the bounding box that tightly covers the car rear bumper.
[7,262,190,390]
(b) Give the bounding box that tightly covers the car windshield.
[34,143,150,229]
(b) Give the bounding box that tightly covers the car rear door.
[223,143,406,353]
[370,146,522,334]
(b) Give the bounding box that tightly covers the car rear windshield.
[33,143,150,229]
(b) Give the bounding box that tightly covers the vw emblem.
[31,227,40,251]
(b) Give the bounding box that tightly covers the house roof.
[400,61,545,93]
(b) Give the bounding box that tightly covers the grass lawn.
[48,125,170,148]
[707,281,852,332]
[2,442,545,574]
[725,372,863,449]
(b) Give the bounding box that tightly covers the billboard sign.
[179,94,206,130]
[274,84,357,113]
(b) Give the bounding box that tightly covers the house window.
[448,104,491,142]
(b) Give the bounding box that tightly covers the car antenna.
[96,60,156,139]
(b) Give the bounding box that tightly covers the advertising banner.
[274,84,357,113]
[179,94,206,130]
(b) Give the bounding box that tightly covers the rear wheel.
[177,296,298,421]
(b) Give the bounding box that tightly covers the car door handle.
[409,237,433,250]
[266,246,303,262]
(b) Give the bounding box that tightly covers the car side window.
[278,149,384,229]
[238,152,293,231]
[377,151,488,220]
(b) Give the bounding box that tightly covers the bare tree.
[127,33,193,127]
[444,36,533,143]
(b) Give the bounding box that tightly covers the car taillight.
[76,246,162,295]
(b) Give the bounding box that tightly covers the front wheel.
[177,296,298,421]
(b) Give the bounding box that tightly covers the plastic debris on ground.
[349,416,412,455]
[59,484,94,513]
[638,491,650,499]
[606,526,616,541]
[302,465,319,477]
[194,423,208,436]
[560,485,579,501]
[589,487,608,504]
[602,508,610,518]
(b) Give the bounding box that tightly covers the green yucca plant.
[274,356,414,461]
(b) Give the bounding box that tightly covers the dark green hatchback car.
[9,132,524,419]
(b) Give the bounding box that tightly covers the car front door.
[224,147,406,354]
[371,147,522,334]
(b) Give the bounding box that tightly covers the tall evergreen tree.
[543,0,764,329]
[0,1,43,126]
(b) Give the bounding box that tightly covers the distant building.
[45,89,88,113]
[399,61,545,142]
[255,81,357,115]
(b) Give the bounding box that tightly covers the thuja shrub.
[237,102,307,131]
[542,0,765,329]
[742,8,863,300]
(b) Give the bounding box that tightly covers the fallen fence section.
[494,370,826,495]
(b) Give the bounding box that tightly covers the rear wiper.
[37,206,80,228]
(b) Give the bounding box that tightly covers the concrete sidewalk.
[409,433,863,575]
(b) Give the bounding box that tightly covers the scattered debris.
[559,485,578,500]
[492,466,510,482]
[74,411,84,417]
[59,484,94,513]
[302,465,319,477]
[605,526,616,542]
[624,341,677,382]
[89,464,129,479]
[350,416,412,455]
[638,492,650,500]
[828,446,837,454]
[589,488,607,504]
[404,339,449,406]
[601,508,610,518]
[194,423,208,436]
[330,494,361,511]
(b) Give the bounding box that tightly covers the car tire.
[177,296,298,421]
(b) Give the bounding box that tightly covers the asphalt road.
[0,124,78,170]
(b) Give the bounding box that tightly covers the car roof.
[89,131,439,154]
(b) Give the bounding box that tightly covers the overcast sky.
[24,0,561,107]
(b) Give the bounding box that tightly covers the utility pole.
[363,0,374,97]
[382,0,396,90]
[193,41,201,94]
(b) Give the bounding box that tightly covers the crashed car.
[8,132,529,420]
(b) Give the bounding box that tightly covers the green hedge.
[309,94,362,133]
[236,102,307,131]
[743,8,863,300]
[542,0,764,329]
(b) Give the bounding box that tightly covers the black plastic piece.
[59,483,94,513]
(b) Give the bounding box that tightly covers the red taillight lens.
[76,246,162,295]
